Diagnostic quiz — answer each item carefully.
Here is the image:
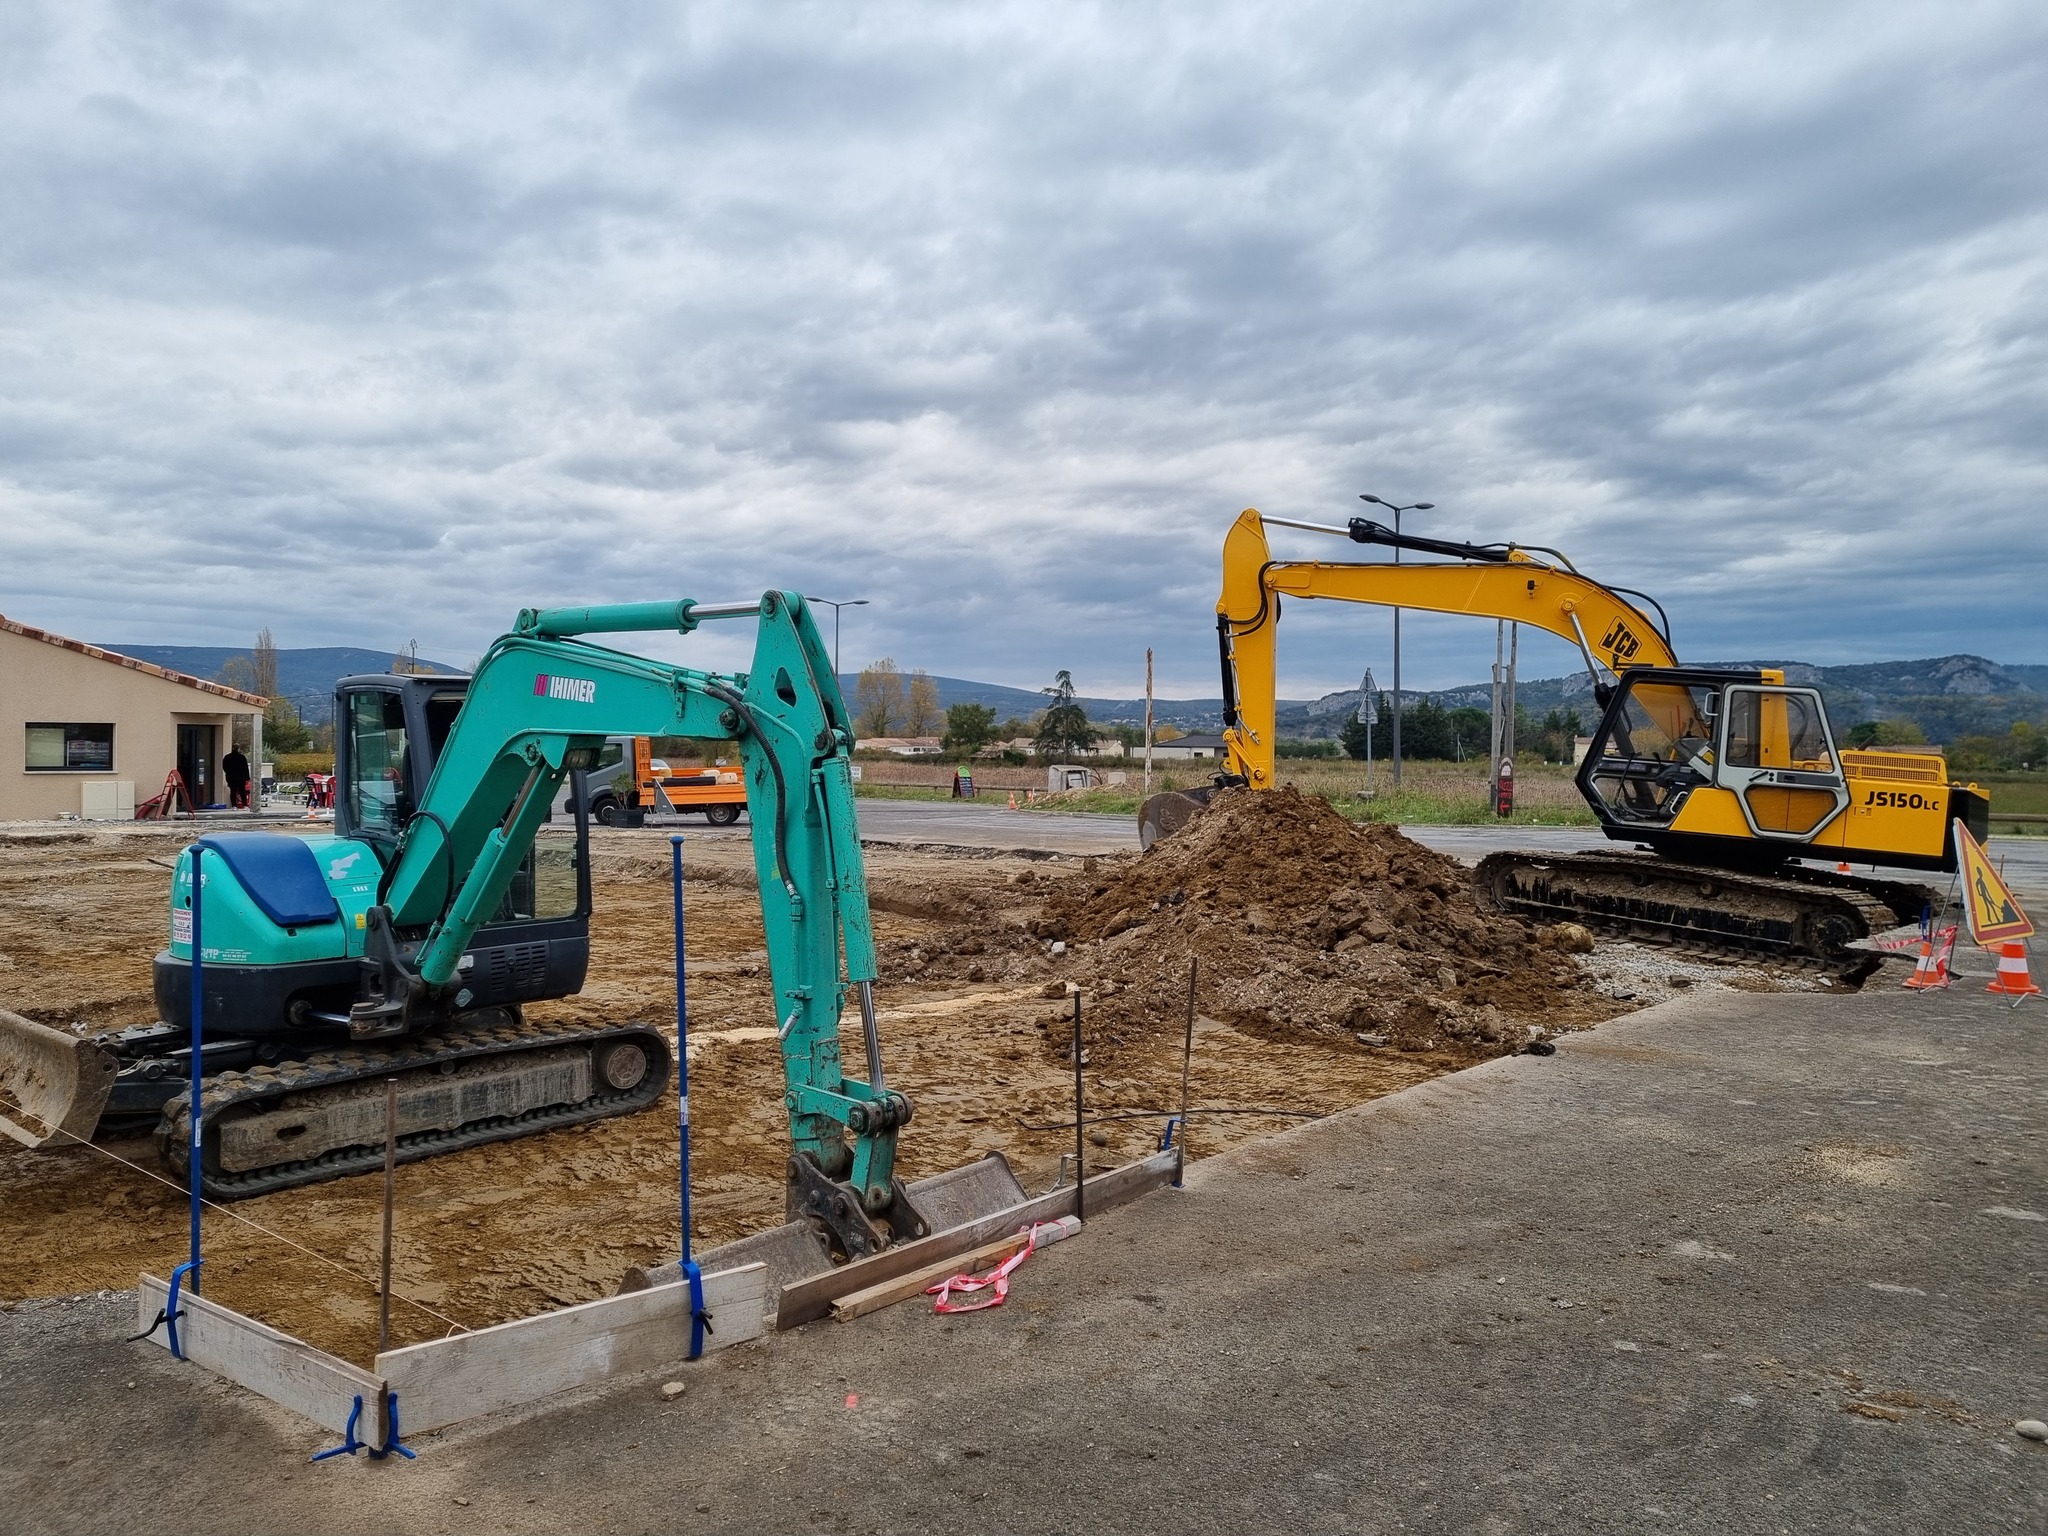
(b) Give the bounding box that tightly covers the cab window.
[347,691,412,837]
[1724,688,1836,772]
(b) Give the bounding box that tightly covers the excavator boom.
[8,593,941,1246]
[1217,509,1677,790]
[1145,507,1990,971]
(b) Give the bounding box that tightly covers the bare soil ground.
[0,806,1809,1367]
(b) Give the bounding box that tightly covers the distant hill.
[837,676,1231,732]
[101,645,463,726]
[1294,654,2048,745]
[95,647,2046,748]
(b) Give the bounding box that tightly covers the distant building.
[0,613,267,821]
[1147,732,1227,761]
[857,736,944,756]
[978,736,1126,759]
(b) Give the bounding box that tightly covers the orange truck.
[582,735,747,826]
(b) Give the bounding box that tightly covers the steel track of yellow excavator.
[1470,851,1936,977]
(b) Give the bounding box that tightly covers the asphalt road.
[4,984,2041,1533]
[850,799,2048,911]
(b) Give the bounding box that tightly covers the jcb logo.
[1600,619,1640,664]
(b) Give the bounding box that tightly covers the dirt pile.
[1034,787,1619,1059]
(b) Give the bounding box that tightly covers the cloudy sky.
[2,2,2043,698]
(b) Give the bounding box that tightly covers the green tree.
[1528,707,1584,764]
[1400,698,1456,761]
[1848,717,1927,749]
[1034,670,1096,760]
[854,658,905,738]
[941,702,998,758]
[1448,706,1491,761]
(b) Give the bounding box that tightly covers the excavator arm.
[352,592,907,1223]
[1216,509,1679,789]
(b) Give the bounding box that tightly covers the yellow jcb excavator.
[1141,509,1992,970]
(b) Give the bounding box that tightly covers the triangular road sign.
[1954,819,2034,946]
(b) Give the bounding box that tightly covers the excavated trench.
[0,809,1810,1364]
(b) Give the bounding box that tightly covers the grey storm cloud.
[0,0,2042,696]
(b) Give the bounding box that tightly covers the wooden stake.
[379,1077,396,1356]
[1143,648,1154,797]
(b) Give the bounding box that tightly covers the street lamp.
[1358,494,1434,787]
[805,597,870,680]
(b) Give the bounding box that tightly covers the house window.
[25,723,115,771]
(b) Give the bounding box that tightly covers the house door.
[177,724,217,807]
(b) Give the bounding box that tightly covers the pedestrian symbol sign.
[1954,819,2034,945]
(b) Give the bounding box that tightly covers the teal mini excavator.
[0,594,932,1255]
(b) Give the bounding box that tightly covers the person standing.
[223,745,252,810]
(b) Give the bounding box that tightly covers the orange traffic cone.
[1986,941,2040,999]
[1835,860,1853,875]
[1007,791,1017,810]
[1902,927,1952,990]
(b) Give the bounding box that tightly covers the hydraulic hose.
[703,681,801,906]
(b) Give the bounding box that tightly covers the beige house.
[0,614,266,822]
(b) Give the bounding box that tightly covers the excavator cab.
[1577,669,1728,829]
[1579,667,1849,856]
[335,673,593,990]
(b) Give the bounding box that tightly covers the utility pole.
[1504,623,1519,771]
[806,597,871,683]
[1357,669,1379,796]
[1490,621,1505,808]
[1143,649,1155,796]
[1357,494,1434,787]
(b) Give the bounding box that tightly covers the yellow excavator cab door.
[1715,685,1850,840]
[1578,674,1723,829]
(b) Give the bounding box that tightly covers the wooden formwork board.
[137,1274,388,1443]
[373,1262,768,1435]
[776,1148,1180,1329]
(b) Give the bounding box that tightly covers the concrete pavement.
[6,983,2041,1534]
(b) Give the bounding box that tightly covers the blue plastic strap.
[310,1389,416,1462]
[684,1259,711,1360]
[164,1259,199,1360]
[310,1396,366,1461]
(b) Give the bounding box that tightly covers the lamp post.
[1357,494,1433,787]
[806,597,870,681]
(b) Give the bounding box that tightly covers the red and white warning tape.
[926,1216,1081,1314]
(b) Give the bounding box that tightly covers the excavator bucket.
[1138,787,1216,851]
[0,1008,118,1150]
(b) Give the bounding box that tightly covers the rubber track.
[156,1016,672,1200]
[1472,851,1935,975]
